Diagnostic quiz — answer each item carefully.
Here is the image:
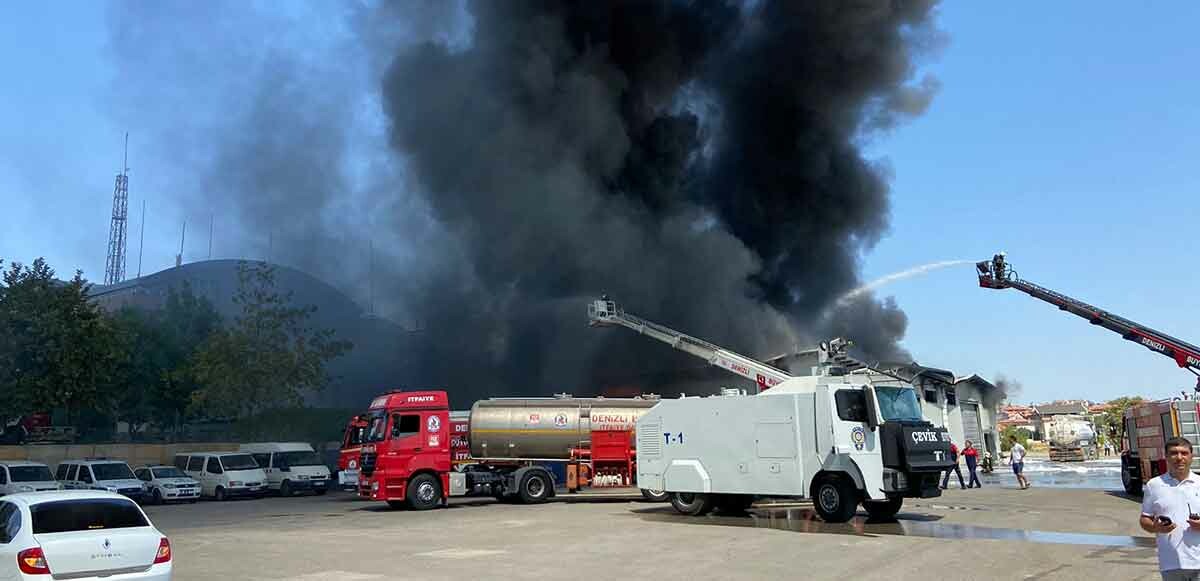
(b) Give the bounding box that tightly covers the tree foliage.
[1096,396,1145,447]
[106,283,222,436]
[191,261,351,418]
[1000,424,1032,452]
[0,258,118,418]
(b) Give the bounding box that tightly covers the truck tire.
[1122,466,1142,496]
[641,489,669,502]
[280,481,293,497]
[863,497,903,520]
[518,471,552,504]
[811,475,859,523]
[407,473,442,510]
[669,492,715,516]
[214,486,228,502]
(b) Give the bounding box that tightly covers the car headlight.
[229,481,243,487]
[18,485,33,492]
[163,483,177,489]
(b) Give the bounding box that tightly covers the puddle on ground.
[634,505,1156,548]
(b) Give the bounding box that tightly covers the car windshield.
[220,454,259,471]
[91,463,135,481]
[152,467,188,479]
[277,451,323,467]
[32,499,148,533]
[365,412,388,442]
[875,386,924,423]
[9,466,54,482]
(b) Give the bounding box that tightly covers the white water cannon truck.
[588,297,954,522]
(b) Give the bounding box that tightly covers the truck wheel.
[519,471,552,504]
[407,473,442,510]
[1122,466,1142,496]
[215,487,228,502]
[863,497,903,520]
[280,481,293,497]
[811,475,858,523]
[669,492,714,516]
[641,489,669,502]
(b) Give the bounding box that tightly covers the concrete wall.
[0,443,241,470]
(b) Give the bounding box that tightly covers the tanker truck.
[1044,414,1098,462]
[354,390,666,509]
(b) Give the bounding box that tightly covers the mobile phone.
[1158,515,1174,526]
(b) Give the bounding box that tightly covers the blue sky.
[862,3,1200,403]
[2,2,1198,404]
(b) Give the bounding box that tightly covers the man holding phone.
[1141,437,1200,580]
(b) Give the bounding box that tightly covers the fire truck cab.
[358,391,453,508]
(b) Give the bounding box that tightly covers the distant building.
[910,368,1002,457]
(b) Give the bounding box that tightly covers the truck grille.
[360,451,377,476]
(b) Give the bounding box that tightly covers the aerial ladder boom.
[978,253,1200,383]
[588,297,793,392]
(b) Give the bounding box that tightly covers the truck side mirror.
[864,386,879,431]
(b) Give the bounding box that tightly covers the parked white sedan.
[0,490,172,580]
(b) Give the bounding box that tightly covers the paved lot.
[145,487,1162,580]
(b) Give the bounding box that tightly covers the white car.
[134,467,200,505]
[0,463,61,496]
[0,490,172,580]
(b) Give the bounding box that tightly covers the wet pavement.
[158,485,1161,580]
[636,504,1155,548]
[971,456,1123,490]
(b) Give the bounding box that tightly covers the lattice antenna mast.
[104,133,131,285]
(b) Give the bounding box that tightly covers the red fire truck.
[352,390,663,510]
[1120,399,1200,495]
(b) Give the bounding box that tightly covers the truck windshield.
[366,412,388,442]
[277,451,323,467]
[875,386,924,422]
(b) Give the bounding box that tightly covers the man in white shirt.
[1140,436,1200,580]
[1010,441,1030,490]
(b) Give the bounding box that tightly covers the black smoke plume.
[108,0,942,405]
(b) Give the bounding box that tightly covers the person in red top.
[941,442,966,490]
[963,440,982,488]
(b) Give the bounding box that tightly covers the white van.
[173,452,266,501]
[239,442,331,496]
[0,461,61,495]
[55,459,146,502]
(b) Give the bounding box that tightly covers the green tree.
[1000,425,1032,452]
[0,258,118,421]
[191,261,351,419]
[1096,396,1145,448]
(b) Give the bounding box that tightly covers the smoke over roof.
[107,1,943,405]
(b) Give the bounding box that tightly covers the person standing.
[963,440,982,488]
[1011,440,1030,490]
[1139,437,1200,580]
[941,441,966,490]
